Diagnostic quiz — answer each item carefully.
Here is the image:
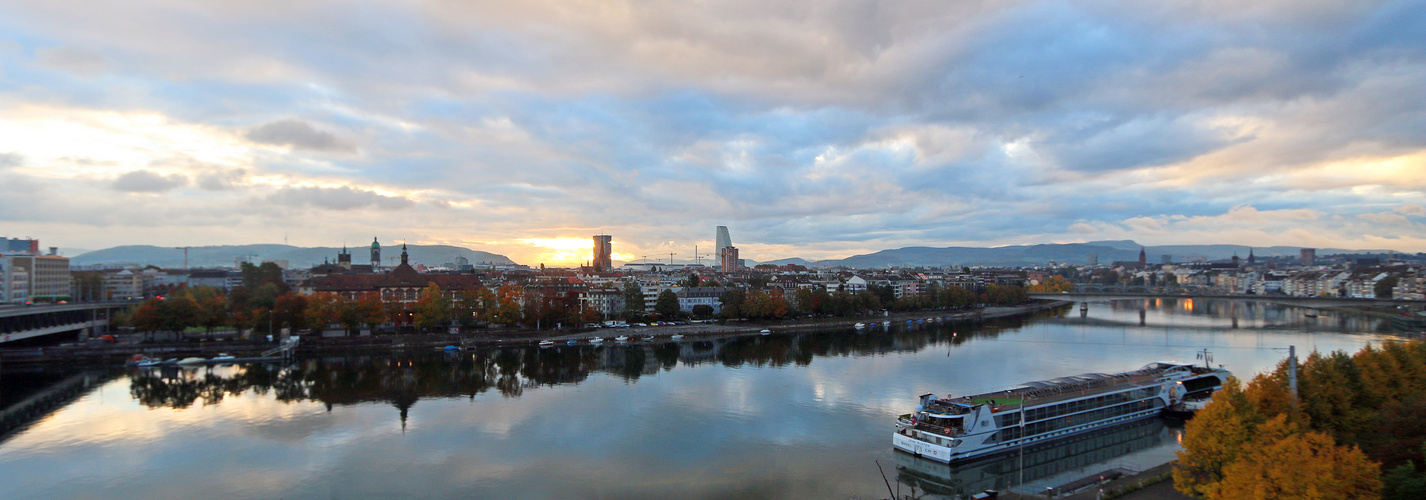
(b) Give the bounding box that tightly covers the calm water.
[0,299,1406,499]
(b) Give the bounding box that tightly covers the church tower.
[370,237,382,273]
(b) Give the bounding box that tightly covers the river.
[0,299,1406,499]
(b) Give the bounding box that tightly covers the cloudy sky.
[1,1,1423,266]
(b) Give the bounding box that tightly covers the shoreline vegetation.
[1173,338,1426,500]
[1,300,1074,365]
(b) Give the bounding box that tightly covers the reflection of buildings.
[894,418,1176,498]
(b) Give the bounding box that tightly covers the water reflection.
[894,418,1179,498]
[120,317,1040,418]
[0,300,1411,499]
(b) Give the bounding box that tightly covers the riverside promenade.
[0,300,1073,364]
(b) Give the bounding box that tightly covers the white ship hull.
[893,361,1229,463]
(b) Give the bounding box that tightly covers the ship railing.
[912,422,965,437]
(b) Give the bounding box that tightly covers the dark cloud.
[267,186,414,211]
[112,170,188,193]
[245,119,357,153]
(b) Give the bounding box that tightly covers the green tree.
[240,261,288,290]
[683,274,701,288]
[1376,276,1400,299]
[621,282,646,317]
[654,289,681,318]
[691,304,715,318]
[718,288,746,319]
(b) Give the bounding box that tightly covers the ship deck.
[926,365,1189,414]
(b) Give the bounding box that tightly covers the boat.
[854,323,866,329]
[566,340,578,345]
[175,357,207,365]
[589,337,604,344]
[538,340,556,347]
[670,334,685,340]
[760,329,772,335]
[210,353,237,363]
[642,335,656,341]
[893,360,1230,463]
[127,355,165,367]
[615,335,630,342]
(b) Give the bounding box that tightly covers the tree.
[683,274,701,288]
[1376,276,1400,299]
[413,283,452,332]
[654,289,681,318]
[304,292,348,333]
[271,292,308,333]
[1206,415,1381,500]
[691,304,715,319]
[1175,377,1256,497]
[352,292,387,331]
[622,282,646,318]
[718,288,746,319]
[240,261,287,291]
[492,284,523,327]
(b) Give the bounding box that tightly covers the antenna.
[1196,348,1213,369]
[174,246,192,269]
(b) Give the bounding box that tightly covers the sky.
[1,1,1424,266]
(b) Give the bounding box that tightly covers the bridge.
[1029,291,1426,310]
[0,301,140,344]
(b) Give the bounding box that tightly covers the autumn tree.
[352,292,387,331]
[413,283,452,332]
[304,292,348,333]
[1206,415,1380,500]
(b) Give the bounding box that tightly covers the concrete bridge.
[1029,291,1426,310]
[0,301,139,344]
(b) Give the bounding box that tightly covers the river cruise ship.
[893,361,1229,463]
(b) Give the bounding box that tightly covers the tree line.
[1175,339,1426,499]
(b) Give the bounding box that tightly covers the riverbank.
[0,300,1074,365]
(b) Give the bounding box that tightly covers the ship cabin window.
[1183,376,1223,393]
[924,415,965,433]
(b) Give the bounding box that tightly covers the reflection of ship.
[894,418,1176,498]
[894,361,1228,463]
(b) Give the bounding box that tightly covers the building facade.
[592,235,613,272]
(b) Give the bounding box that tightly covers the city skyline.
[1,1,1424,266]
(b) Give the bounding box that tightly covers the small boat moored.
[670,334,685,340]
[539,340,556,347]
[175,357,206,366]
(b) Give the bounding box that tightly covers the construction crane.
[174,246,192,269]
[668,252,677,265]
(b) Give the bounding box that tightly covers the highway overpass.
[0,301,139,344]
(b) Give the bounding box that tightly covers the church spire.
[401,243,409,266]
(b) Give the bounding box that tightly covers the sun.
[518,238,595,265]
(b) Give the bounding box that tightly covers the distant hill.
[70,244,516,269]
[808,241,1392,268]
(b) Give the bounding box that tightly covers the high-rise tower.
[715,226,732,252]
[592,235,613,272]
